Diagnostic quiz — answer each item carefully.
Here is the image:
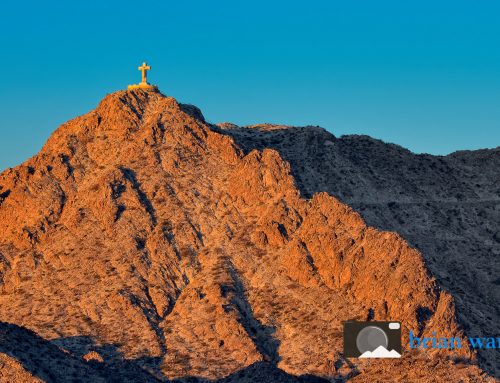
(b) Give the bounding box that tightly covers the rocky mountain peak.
[0,91,495,382]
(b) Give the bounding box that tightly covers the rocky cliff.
[221,123,500,378]
[0,90,495,382]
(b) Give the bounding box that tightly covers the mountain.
[0,90,496,382]
[220,123,500,377]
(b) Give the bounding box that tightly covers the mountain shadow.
[0,322,338,382]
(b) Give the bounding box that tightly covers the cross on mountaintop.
[138,62,151,84]
[128,61,158,91]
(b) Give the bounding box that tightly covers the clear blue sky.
[1,1,499,170]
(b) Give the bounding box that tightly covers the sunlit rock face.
[0,90,495,382]
[221,121,500,378]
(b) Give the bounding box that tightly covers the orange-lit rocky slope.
[0,90,494,382]
[221,122,500,378]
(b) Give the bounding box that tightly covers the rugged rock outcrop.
[221,123,500,378]
[0,90,495,382]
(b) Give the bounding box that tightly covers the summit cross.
[138,62,151,84]
[128,62,158,91]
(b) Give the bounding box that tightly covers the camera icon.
[343,321,402,358]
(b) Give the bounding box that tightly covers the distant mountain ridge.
[0,90,496,382]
